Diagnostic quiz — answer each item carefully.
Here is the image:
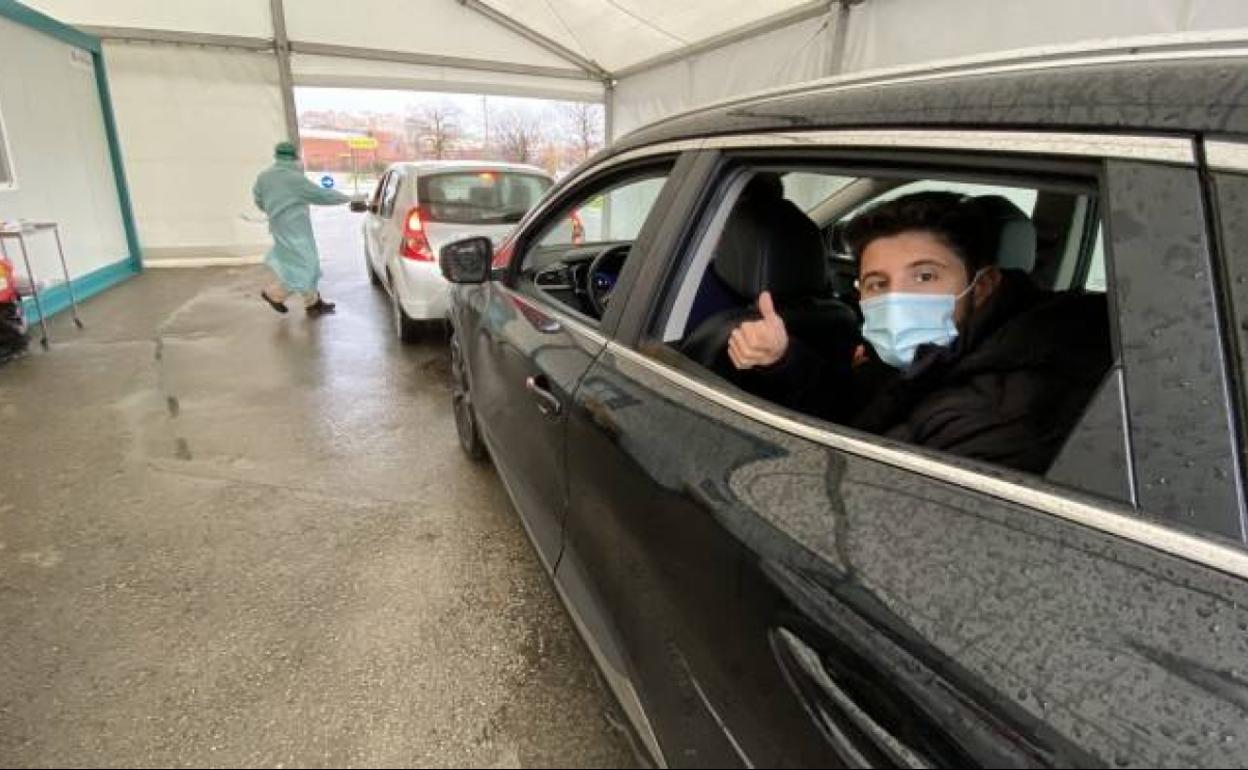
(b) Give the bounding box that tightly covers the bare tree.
[559,102,603,162]
[494,110,546,165]
[409,102,463,160]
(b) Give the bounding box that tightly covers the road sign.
[320,175,335,189]
[346,137,378,150]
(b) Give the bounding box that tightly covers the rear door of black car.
[559,133,1248,768]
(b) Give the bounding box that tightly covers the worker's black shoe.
[261,291,289,314]
[306,298,336,316]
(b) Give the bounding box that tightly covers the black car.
[439,47,1248,768]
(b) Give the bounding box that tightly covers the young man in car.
[727,191,1110,473]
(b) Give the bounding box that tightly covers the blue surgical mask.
[860,272,982,369]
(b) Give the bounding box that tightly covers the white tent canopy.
[17,0,1248,261]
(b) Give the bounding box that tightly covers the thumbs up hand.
[728,291,790,370]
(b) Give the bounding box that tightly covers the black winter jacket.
[751,271,1112,473]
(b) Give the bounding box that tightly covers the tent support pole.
[270,0,300,145]
[604,79,616,143]
[827,1,854,76]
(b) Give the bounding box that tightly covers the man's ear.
[972,266,1003,309]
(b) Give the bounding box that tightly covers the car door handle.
[526,375,562,417]
[773,628,932,769]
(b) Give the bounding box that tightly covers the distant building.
[299,128,406,171]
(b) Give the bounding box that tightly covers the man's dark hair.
[843,191,995,275]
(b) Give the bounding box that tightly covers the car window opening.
[520,169,673,323]
[419,171,553,225]
[663,166,1119,498]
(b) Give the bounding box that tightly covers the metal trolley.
[0,221,84,349]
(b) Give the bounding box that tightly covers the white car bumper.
[393,257,450,321]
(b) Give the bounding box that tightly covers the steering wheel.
[586,243,631,317]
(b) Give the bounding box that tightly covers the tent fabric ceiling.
[474,0,816,73]
[290,52,605,101]
[20,0,273,38]
[22,0,826,77]
[285,0,574,69]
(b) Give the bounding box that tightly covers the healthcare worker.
[253,141,349,316]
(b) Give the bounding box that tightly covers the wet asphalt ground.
[0,207,637,767]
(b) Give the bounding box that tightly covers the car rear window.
[418,171,552,225]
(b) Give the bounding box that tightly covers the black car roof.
[610,54,1248,156]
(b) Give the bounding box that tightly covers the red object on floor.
[0,256,16,303]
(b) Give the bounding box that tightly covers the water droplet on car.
[1158,476,1170,486]
[1197,605,1214,618]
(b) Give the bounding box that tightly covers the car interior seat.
[470,185,497,210]
[509,183,534,212]
[970,194,1037,273]
[679,173,859,381]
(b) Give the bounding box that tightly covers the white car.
[354,161,555,341]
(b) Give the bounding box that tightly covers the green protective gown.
[252,159,349,294]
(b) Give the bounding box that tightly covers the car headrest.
[971,195,1036,273]
[510,185,533,210]
[713,192,828,301]
[470,186,495,208]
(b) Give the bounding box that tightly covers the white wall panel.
[103,41,285,260]
[0,16,128,283]
[840,0,1248,73]
[612,14,831,139]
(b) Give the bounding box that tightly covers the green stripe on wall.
[20,257,137,323]
[0,0,98,53]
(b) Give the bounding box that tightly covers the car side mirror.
[440,237,493,284]
[349,199,368,213]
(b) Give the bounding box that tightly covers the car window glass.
[380,171,402,218]
[418,172,551,224]
[518,169,672,323]
[535,176,667,249]
[1085,223,1107,292]
[782,172,855,213]
[657,165,1130,506]
[370,172,389,208]
[868,179,1039,216]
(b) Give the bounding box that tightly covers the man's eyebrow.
[906,258,948,270]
